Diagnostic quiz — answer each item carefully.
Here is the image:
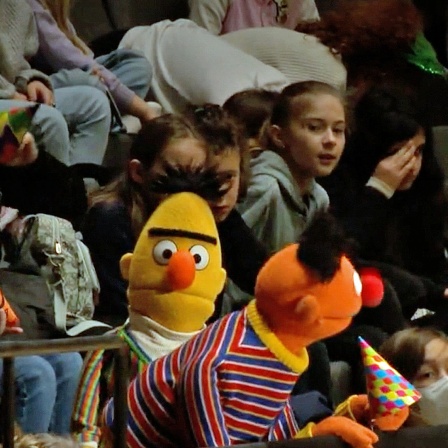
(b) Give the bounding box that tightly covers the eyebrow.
[148,227,217,245]
[303,117,346,124]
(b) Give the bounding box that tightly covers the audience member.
[380,327,448,426]
[0,309,82,434]
[117,19,288,113]
[221,27,346,91]
[0,0,111,166]
[319,86,448,329]
[295,0,448,127]
[236,81,345,254]
[185,104,268,318]
[223,88,335,400]
[188,0,319,35]
[28,0,158,124]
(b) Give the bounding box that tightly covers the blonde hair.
[41,0,91,55]
[8,429,80,448]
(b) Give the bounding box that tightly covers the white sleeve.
[287,0,320,28]
[188,0,230,35]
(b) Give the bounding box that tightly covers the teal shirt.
[237,150,329,254]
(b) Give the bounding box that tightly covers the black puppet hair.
[147,163,226,202]
[297,212,352,282]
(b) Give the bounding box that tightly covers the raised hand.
[371,140,417,192]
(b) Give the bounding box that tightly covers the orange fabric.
[0,290,19,326]
[312,416,378,448]
[374,407,410,431]
[255,243,362,352]
[166,250,196,290]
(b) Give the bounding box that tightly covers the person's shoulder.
[83,200,130,230]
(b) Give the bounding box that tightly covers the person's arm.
[28,0,96,72]
[0,74,17,99]
[320,160,396,259]
[0,1,52,98]
[188,0,230,34]
[29,0,155,119]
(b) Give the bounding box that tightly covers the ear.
[294,295,322,326]
[120,253,133,280]
[269,124,285,149]
[128,159,144,184]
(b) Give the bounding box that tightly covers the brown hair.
[223,89,280,140]
[270,81,345,128]
[41,0,91,55]
[89,114,201,235]
[186,104,250,199]
[380,327,448,383]
[295,0,423,87]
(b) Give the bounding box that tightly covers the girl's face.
[273,93,346,185]
[413,337,448,388]
[207,149,241,223]
[389,129,425,191]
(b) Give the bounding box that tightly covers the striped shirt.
[72,326,151,444]
[104,301,309,447]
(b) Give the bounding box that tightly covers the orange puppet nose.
[166,250,196,290]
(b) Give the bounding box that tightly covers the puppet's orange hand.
[374,407,409,431]
[312,416,378,448]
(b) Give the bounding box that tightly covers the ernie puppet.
[103,213,385,448]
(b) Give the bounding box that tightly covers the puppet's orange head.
[255,213,378,353]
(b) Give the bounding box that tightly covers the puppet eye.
[153,240,177,265]
[353,271,363,296]
[189,245,209,270]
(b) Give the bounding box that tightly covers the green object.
[404,32,447,76]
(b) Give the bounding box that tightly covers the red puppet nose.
[166,250,196,290]
[359,267,384,308]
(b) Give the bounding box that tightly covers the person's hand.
[0,309,22,336]
[371,141,417,192]
[142,102,163,122]
[12,92,28,101]
[443,288,448,298]
[26,81,54,105]
[91,65,105,83]
[1,132,39,167]
[0,206,19,231]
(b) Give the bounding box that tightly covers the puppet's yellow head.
[120,192,226,332]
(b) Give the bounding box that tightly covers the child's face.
[414,337,448,388]
[275,93,345,181]
[207,149,241,223]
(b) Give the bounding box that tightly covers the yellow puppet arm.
[334,395,370,422]
[295,422,316,438]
